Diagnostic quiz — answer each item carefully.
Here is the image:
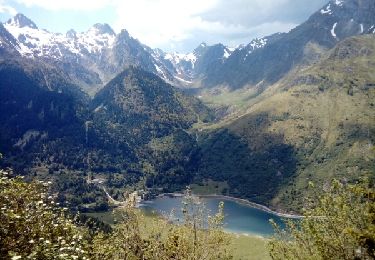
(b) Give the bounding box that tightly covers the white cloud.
[111,0,321,51]
[112,0,218,49]
[15,0,113,10]
[8,0,327,52]
[0,0,17,15]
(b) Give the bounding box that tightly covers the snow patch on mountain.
[78,26,115,54]
[321,4,333,15]
[334,0,344,6]
[174,75,192,84]
[243,37,268,61]
[185,53,197,63]
[164,52,197,70]
[154,63,168,80]
[331,22,338,39]
[249,38,267,50]
[164,52,196,65]
[223,48,231,59]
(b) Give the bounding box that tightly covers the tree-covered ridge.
[91,66,212,148]
[0,60,214,210]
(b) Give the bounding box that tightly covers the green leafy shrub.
[0,168,90,259]
[268,179,375,260]
[0,163,232,259]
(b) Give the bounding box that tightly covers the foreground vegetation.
[0,166,231,259]
[1,160,374,259]
[269,179,375,259]
[86,210,271,260]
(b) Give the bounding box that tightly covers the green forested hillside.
[193,35,375,211]
[0,62,213,209]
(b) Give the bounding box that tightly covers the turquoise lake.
[140,196,291,236]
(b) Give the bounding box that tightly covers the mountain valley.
[0,0,374,214]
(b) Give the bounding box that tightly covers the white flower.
[29,240,34,244]
[11,256,22,260]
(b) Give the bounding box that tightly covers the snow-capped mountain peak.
[66,29,77,39]
[89,23,115,36]
[3,13,117,58]
[241,37,269,61]
[80,24,115,53]
[334,0,344,6]
[320,0,346,15]
[164,51,196,64]
[6,13,38,29]
[1,13,178,91]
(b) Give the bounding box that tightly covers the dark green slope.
[0,61,214,207]
[0,58,109,211]
[0,58,88,154]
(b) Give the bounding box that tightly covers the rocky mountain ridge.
[1,14,236,94]
[202,0,375,90]
[2,1,375,96]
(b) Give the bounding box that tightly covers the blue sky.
[0,1,116,33]
[0,0,329,52]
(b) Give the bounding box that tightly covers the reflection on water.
[140,196,290,236]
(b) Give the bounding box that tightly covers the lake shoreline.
[157,193,303,219]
